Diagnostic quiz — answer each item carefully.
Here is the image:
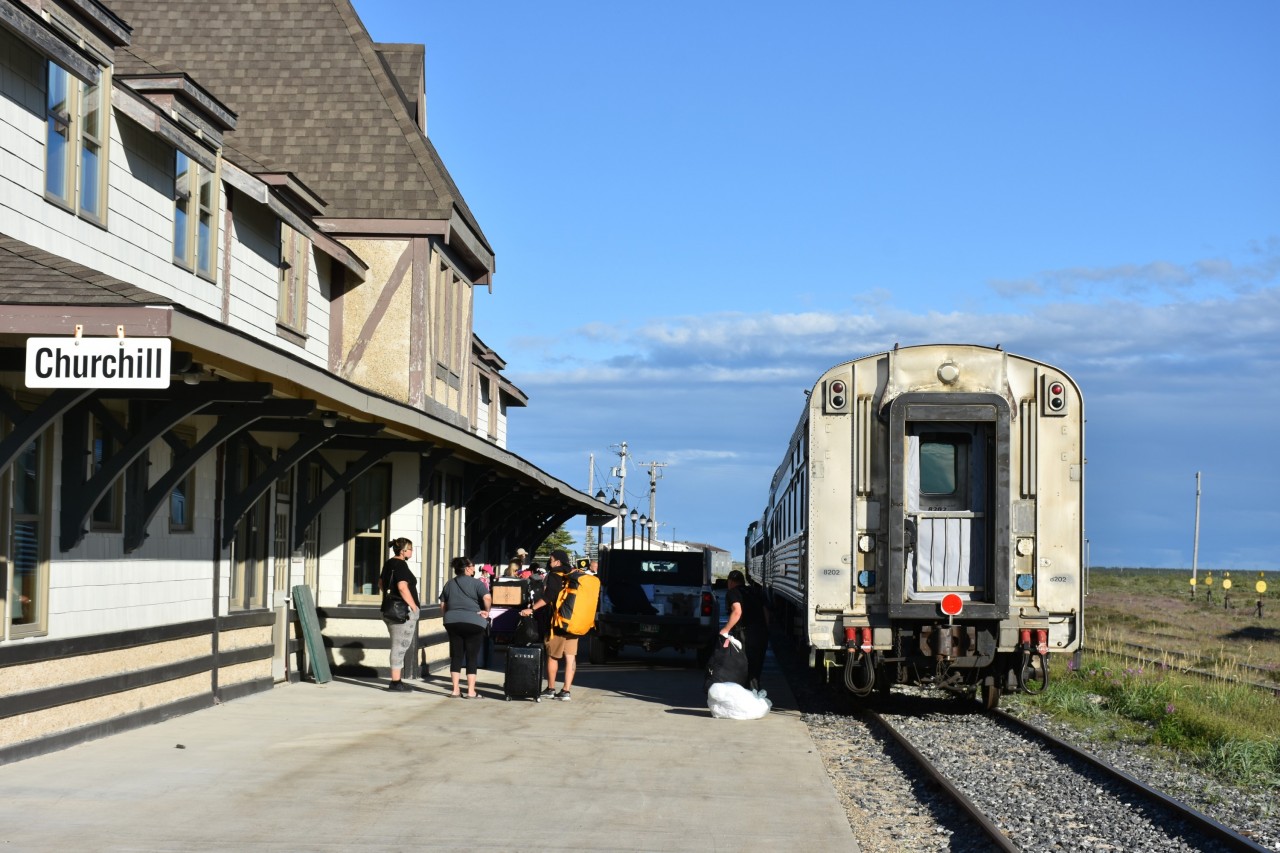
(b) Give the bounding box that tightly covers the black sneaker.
[387,680,412,692]
[555,690,571,702]
[539,688,557,700]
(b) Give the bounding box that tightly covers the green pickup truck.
[590,547,720,665]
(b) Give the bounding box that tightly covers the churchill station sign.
[25,336,172,389]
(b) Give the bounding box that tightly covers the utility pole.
[637,460,667,546]
[1192,471,1202,592]
[587,452,595,557]
[610,441,630,509]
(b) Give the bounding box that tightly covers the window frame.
[168,426,197,533]
[4,425,52,641]
[229,443,269,611]
[89,409,124,533]
[44,60,109,225]
[276,221,310,336]
[345,464,391,604]
[173,148,220,281]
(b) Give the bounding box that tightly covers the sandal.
[465,693,482,699]
[450,692,462,698]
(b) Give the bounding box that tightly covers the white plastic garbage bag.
[707,682,772,720]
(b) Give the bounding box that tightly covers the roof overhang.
[0,0,112,83]
[315,214,494,286]
[0,302,603,516]
[222,161,368,284]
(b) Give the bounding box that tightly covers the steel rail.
[1102,643,1280,697]
[992,710,1272,853]
[864,708,1019,853]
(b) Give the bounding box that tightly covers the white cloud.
[988,240,1280,302]
[504,277,1280,568]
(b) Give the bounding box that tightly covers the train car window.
[919,435,962,496]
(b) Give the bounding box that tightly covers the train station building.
[0,0,610,763]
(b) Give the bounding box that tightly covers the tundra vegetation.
[1008,567,1280,786]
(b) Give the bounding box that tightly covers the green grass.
[1012,652,1280,786]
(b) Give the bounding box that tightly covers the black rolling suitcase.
[504,644,544,701]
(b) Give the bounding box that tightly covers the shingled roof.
[107,0,490,254]
[0,233,171,305]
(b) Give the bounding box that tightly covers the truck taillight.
[701,592,713,617]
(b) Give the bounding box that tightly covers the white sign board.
[25,337,172,388]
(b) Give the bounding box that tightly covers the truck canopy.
[600,550,709,587]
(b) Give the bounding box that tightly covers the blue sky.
[355,1,1280,570]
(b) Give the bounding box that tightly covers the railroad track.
[866,698,1274,852]
[1101,641,1280,697]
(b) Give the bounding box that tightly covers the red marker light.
[940,593,964,616]
[1050,382,1063,395]
[831,381,845,394]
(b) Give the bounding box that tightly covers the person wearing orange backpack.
[518,549,599,701]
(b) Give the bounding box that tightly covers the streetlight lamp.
[629,508,639,549]
[647,518,656,550]
[640,514,648,548]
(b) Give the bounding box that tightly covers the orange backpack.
[552,569,600,637]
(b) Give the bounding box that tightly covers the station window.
[346,464,390,603]
[168,427,197,533]
[45,61,108,224]
[229,443,269,610]
[90,413,123,532]
[277,222,309,335]
[173,150,219,279]
[4,431,51,639]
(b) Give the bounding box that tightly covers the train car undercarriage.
[812,620,1052,710]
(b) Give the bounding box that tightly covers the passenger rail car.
[748,345,1084,707]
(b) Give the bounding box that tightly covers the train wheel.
[982,683,1002,710]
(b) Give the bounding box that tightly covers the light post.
[619,503,628,550]
[594,490,607,561]
[629,508,639,549]
[608,498,619,552]
[640,514,648,548]
[647,519,656,550]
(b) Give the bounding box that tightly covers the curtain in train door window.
[905,429,988,601]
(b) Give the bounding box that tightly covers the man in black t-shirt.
[720,570,769,690]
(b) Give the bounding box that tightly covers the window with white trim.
[346,465,390,604]
[173,150,219,279]
[4,430,51,639]
[45,61,108,223]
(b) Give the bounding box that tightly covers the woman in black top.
[379,537,420,692]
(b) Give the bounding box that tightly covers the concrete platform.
[0,647,858,852]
